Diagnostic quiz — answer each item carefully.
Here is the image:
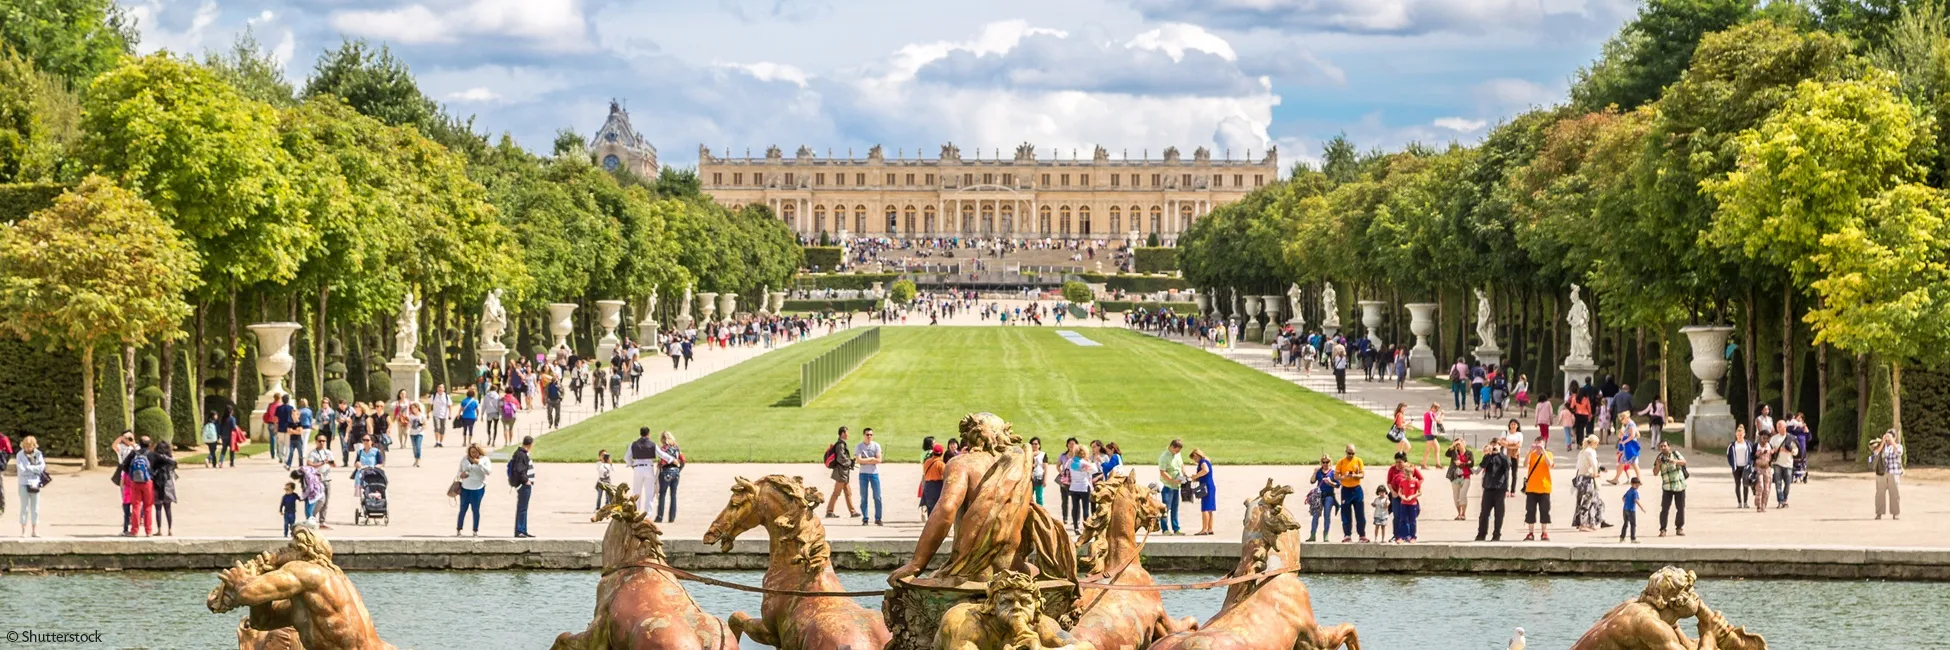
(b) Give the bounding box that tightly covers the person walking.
[455,444,491,536]
[15,436,43,537]
[1754,429,1775,512]
[1618,477,1642,543]
[1189,448,1217,535]
[483,385,503,446]
[149,442,178,536]
[856,429,883,526]
[498,389,520,445]
[1331,346,1349,395]
[1521,437,1553,542]
[1769,420,1795,508]
[1573,435,1607,532]
[458,389,479,448]
[1445,438,1473,521]
[1871,430,1904,520]
[544,374,564,429]
[1653,440,1687,536]
[1306,455,1338,542]
[1157,440,1187,535]
[198,411,221,468]
[406,403,426,468]
[1448,357,1468,410]
[509,436,536,538]
[1063,448,1098,534]
[306,434,338,529]
[628,427,658,512]
[1533,396,1554,445]
[1554,397,1576,452]
[1726,425,1753,509]
[1389,404,1411,460]
[218,407,239,468]
[1474,439,1513,541]
[652,432,684,524]
[595,451,614,511]
[823,427,859,519]
[920,444,946,515]
[431,385,451,448]
[1335,444,1368,543]
[124,439,156,536]
[1420,404,1443,468]
[1029,437,1047,506]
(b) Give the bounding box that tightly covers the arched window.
[1179,203,1195,232]
[1060,206,1072,237]
[1079,206,1092,236]
[1039,205,1052,235]
[814,205,827,234]
[961,203,975,234]
[924,205,937,234]
[1109,205,1121,235]
[1000,203,1015,234]
[904,205,917,235]
[855,205,867,234]
[783,202,799,231]
[1149,205,1162,235]
[981,202,994,235]
[886,206,899,233]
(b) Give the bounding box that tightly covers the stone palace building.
[696,143,1277,243]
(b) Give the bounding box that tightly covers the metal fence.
[800,327,882,406]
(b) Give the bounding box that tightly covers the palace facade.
[696,142,1277,242]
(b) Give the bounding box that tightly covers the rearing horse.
[1149,480,1360,650]
[1067,473,1197,650]
[702,475,891,650]
[555,483,732,650]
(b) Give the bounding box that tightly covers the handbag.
[27,472,48,493]
[446,480,463,498]
[1386,426,1405,444]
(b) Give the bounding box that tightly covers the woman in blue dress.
[1189,448,1218,535]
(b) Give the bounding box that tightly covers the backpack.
[500,399,517,420]
[129,454,153,484]
[507,455,526,488]
[823,442,840,469]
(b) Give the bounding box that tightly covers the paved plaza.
[11,302,1943,552]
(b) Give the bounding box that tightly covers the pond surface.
[2,570,1939,648]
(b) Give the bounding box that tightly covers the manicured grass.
[535,327,1392,464]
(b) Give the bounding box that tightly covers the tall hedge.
[795,272,898,290]
[803,246,843,271]
[1077,273,1190,293]
[1133,247,1178,273]
[0,337,85,455]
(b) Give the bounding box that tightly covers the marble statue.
[1320,282,1341,329]
[679,286,695,320]
[1475,288,1497,351]
[479,289,507,347]
[1567,284,1592,362]
[701,476,890,650]
[646,286,659,320]
[207,528,397,650]
[393,294,421,360]
[1570,567,1766,650]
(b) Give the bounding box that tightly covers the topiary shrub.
[363,353,392,402]
[889,279,917,304]
[133,354,172,443]
[322,361,354,404]
[1061,280,1092,304]
[0,337,84,456]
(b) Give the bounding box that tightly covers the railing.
[800,327,882,406]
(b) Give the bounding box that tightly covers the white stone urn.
[247,322,302,441]
[770,291,787,313]
[719,293,738,321]
[1194,292,1211,314]
[1243,295,1263,319]
[1682,325,1738,448]
[1358,300,1385,348]
[547,303,578,352]
[1262,295,1284,323]
[697,292,719,323]
[1405,302,1438,376]
[596,299,626,360]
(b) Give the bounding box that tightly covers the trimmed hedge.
[796,272,899,290]
[1061,281,1092,303]
[1099,301,1199,313]
[1133,247,1178,273]
[803,246,843,271]
[0,182,66,224]
[1076,273,1190,293]
[782,298,877,312]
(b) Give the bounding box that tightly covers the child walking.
[1619,477,1641,543]
[280,482,299,536]
[1370,486,1392,542]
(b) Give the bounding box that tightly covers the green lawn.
[535,327,1391,464]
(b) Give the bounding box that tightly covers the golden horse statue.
[702,475,891,650]
[1066,473,1197,650]
[554,483,733,650]
[1571,567,1767,650]
[1149,481,1360,650]
[206,527,394,650]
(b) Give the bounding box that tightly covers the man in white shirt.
[855,429,883,526]
[305,434,337,529]
[628,427,659,512]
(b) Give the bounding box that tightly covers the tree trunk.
[1744,286,1758,425]
[1856,353,1870,439]
[160,337,175,425]
[1781,282,1793,414]
[1890,361,1904,441]
[1549,291,1561,396]
[228,288,240,404]
[82,345,99,470]
[1659,327,1670,411]
[122,343,137,431]
[1816,340,1828,432]
[316,287,332,404]
[1634,327,1645,390]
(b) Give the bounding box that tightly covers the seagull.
[1507,627,1526,650]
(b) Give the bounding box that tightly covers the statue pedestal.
[1244,321,1264,344]
[386,358,424,404]
[1405,302,1438,377]
[1686,401,1736,449]
[1323,325,1340,339]
[1681,325,1737,449]
[248,391,285,444]
[477,342,508,370]
[1473,346,1503,371]
[1561,358,1597,397]
[883,578,1077,650]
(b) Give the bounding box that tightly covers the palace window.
[1149,205,1162,233]
[888,173,898,185]
[1235,174,1244,187]
[1039,205,1052,234]
[855,205,867,233]
[834,173,844,187]
[1150,173,1161,187]
[1061,174,1070,187]
[1111,174,1120,187]
[712,173,722,185]
[754,173,764,185]
[1110,206,1121,231]
[1003,173,1014,186]
[1182,174,1192,187]
[785,173,796,186]
[1255,174,1265,187]
[1131,173,1140,187]
[925,174,935,185]
[1079,206,1091,235]
[733,172,743,185]
[983,173,994,185]
[855,173,864,185]
[1041,173,1051,186]
[816,173,826,186]
[1080,174,1089,186]
[887,206,898,232]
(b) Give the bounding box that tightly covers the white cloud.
[1432,117,1487,132]
[420,65,570,105]
[1475,77,1560,113]
[1130,0,1630,36]
[720,61,811,87]
[1126,23,1237,62]
[125,0,223,55]
[330,0,591,51]
[446,87,501,103]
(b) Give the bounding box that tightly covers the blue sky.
[116,0,1638,169]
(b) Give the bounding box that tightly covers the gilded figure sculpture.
[206,528,395,650]
[1570,567,1767,650]
[935,570,1093,650]
[1066,474,1197,650]
[701,475,891,650]
[1150,481,1359,650]
[888,412,1076,588]
[554,483,733,650]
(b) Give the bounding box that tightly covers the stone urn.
[1259,295,1283,343]
[247,322,302,442]
[719,293,738,321]
[1241,295,1265,343]
[547,303,578,352]
[1358,300,1385,348]
[697,292,719,323]
[1405,302,1438,377]
[596,299,626,361]
[1194,292,1211,314]
[1682,325,1738,448]
[770,291,787,313]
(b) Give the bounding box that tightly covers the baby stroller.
[353,467,390,526]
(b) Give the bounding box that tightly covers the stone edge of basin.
[6,538,1949,580]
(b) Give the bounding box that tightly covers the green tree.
[302,39,437,132]
[889,279,917,304]
[0,0,136,86]
[1570,0,1757,111]
[204,30,295,107]
[80,54,308,292]
[0,176,199,468]
[1062,280,1092,304]
[0,47,80,183]
[552,127,585,158]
